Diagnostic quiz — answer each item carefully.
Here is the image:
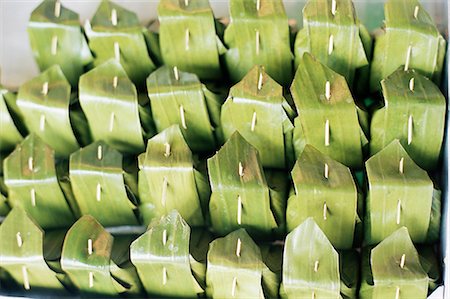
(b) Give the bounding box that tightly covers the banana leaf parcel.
[291,53,368,169]
[0,86,25,153]
[365,140,438,245]
[359,227,429,299]
[69,141,139,227]
[147,66,223,153]
[207,132,285,239]
[0,208,67,293]
[79,59,150,155]
[369,0,446,91]
[206,228,278,298]
[282,219,359,298]
[223,0,293,86]
[294,0,370,88]
[16,65,90,157]
[221,65,295,169]
[28,0,93,86]
[130,210,205,297]
[3,134,76,229]
[84,0,156,87]
[286,145,360,249]
[138,125,209,227]
[158,0,225,80]
[370,68,446,171]
[61,215,140,296]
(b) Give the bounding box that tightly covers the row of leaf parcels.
[1,50,445,171]
[1,124,440,252]
[26,0,445,95]
[0,209,439,298]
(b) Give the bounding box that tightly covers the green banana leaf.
[286,145,358,249]
[206,228,276,298]
[416,246,440,293]
[294,0,369,87]
[16,65,87,157]
[190,228,214,290]
[85,0,156,87]
[370,68,446,171]
[3,134,76,229]
[146,66,224,153]
[281,218,340,298]
[365,140,434,245]
[0,208,66,292]
[28,0,93,86]
[0,87,24,153]
[339,250,359,299]
[260,243,283,298]
[359,227,429,299]
[425,188,441,243]
[0,193,9,217]
[69,140,139,227]
[79,59,147,155]
[143,22,163,67]
[224,0,292,86]
[130,210,204,297]
[158,0,223,80]
[221,65,294,169]
[369,0,446,91]
[137,125,209,227]
[61,215,118,296]
[207,132,280,238]
[291,53,366,169]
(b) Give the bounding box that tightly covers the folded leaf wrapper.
[224,0,293,86]
[0,208,67,292]
[4,134,76,229]
[158,0,223,80]
[130,210,204,297]
[16,65,88,157]
[0,87,24,153]
[359,227,429,298]
[365,140,435,245]
[138,126,209,227]
[85,0,156,87]
[281,218,340,298]
[294,0,369,87]
[69,141,139,227]
[207,132,283,238]
[369,0,446,91]
[370,68,446,171]
[61,215,132,296]
[79,60,148,154]
[206,228,277,298]
[147,66,223,153]
[28,0,93,86]
[287,145,359,249]
[221,66,295,169]
[291,54,367,169]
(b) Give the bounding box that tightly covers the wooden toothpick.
[400,254,406,269]
[185,29,190,51]
[323,202,327,220]
[114,42,120,61]
[16,232,23,248]
[256,0,261,11]
[404,45,412,71]
[255,30,260,55]
[324,163,329,179]
[109,112,115,132]
[236,238,242,257]
[395,286,400,299]
[162,229,167,246]
[51,36,58,56]
[88,238,93,255]
[409,78,414,92]
[325,81,331,101]
[231,277,237,297]
[173,66,180,81]
[325,119,330,146]
[328,35,334,55]
[331,0,337,16]
[396,199,401,225]
[163,267,168,285]
[39,115,45,131]
[89,272,94,288]
[30,188,36,207]
[113,76,118,89]
[97,145,103,160]
[111,8,117,26]
[257,70,263,91]
[42,81,49,95]
[28,157,34,171]
[314,260,319,272]
[413,5,419,19]
[96,183,101,202]
[54,0,61,18]
[164,143,171,157]
[407,115,413,145]
[22,266,30,290]
[251,112,257,132]
[399,157,404,174]
[238,162,244,177]
[179,105,187,129]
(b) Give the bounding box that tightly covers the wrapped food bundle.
[0,0,447,297]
